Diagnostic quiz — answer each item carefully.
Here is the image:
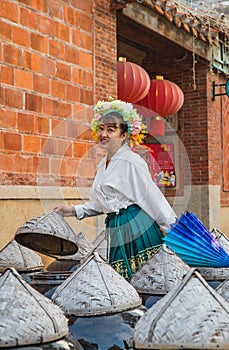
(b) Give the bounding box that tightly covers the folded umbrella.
[163,211,229,267]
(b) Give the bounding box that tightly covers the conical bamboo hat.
[131,268,229,349]
[52,252,142,316]
[15,211,78,257]
[0,239,43,273]
[130,244,190,294]
[0,268,68,348]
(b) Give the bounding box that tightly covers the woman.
[54,99,177,281]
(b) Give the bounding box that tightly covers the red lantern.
[137,75,184,118]
[150,116,165,136]
[117,58,150,103]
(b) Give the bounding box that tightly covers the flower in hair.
[91,98,147,146]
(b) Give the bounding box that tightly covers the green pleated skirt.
[105,204,163,281]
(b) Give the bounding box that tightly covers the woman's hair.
[99,111,128,135]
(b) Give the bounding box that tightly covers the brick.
[70,0,85,11]
[39,56,56,77]
[79,51,93,69]
[15,154,34,172]
[0,109,17,128]
[78,13,92,32]
[43,97,72,118]
[65,45,79,65]
[31,0,48,13]
[14,69,33,90]
[4,132,21,151]
[51,80,66,99]
[0,21,11,40]
[60,157,79,176]
[41,137,57,155]
[57,139,72,157]
[71,1,92,13]
[31,33,48,54]
[18,113,35,132]
[1,0,19,23]
[1,65,14,85]
[80,88,93,105]
[73,141,87,158]
[49,0,64,20]
[11,26,30,47]
[5,88,23,109]
[2,44,23,66]
[35,156,50,175]
[35,116,50,135]
[66,85,80,102]
[25,93,42,113]
[24,51,41,72]
[51,157,62,175]
[0,153,15,171]
[56,62,71,81]
[0,132,3,149]
[23,135,41,153]
[72,67,93,87]
[64,6,77,26]
[66,120,80,138]
[52,119,67,137]
[39,15,56,36]
[49,39,65,60]
[72,29,92,51]
[20,7,39,29]
[78,127,93,141]
[77,158,95,178]
[0,87,4,106]
[55,21,70,42]
[33,74,50,94]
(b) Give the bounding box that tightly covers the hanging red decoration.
[117,58,150,104]
[137,75,184,118]
[150,116,165,136]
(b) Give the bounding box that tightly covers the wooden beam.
[118,14,187,60]
[122,2,211,60]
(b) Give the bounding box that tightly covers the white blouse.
[74,143,177,230]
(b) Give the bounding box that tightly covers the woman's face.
[97,122,127,155]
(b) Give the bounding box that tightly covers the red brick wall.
[94,0,117,101]
[142,50,229,206]
[221,85,229,206]
[0,0,117,188]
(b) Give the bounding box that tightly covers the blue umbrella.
[163,212,229,267]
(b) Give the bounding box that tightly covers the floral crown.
[91,98,147,146]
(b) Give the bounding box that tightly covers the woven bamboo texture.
[130,244,190,294]
[0,268,68,347]
[0,239,43,272]
[52,252,142,316]
[131,268,229,349]
[196,229,229,281]
[211,228,229,254]
[56,230,108,262]
[216,279,229,303]
[15,211,78,257]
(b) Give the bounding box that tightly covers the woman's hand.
[53,204,74,217]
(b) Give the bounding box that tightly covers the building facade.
[0,0,228,253]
